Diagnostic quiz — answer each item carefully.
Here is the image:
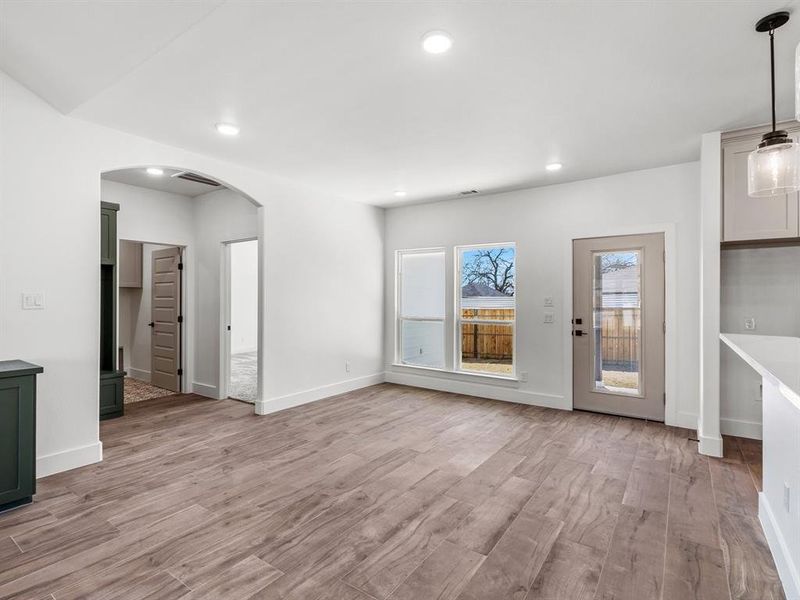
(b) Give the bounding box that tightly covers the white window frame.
[396,248,446,370]
[455,242,517,379]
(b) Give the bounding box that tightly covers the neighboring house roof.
[600,264,639,294]
[601,264,640,308]
[461,282,514,310]
[462,296,516,309]
[461,282,510,298]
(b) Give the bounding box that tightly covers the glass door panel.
[592,249,642,396]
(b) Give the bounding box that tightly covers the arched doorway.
[97,165,264,419]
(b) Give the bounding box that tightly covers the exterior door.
[150,247,182,392]
[572,233,664,420]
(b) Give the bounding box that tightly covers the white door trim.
[219,237,260,403]
[562,222,681,427]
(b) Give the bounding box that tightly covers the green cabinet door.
[100,371,124,420]
[100,203,119,266]
[0,376,35,508]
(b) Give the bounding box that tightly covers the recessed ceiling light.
[393,190,408,198]
[545,162,563,172]
[146,167,164,176]
[422,31,453,54]
[215,122,240,136]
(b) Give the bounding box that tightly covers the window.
[457,244,515,376]
[397,249,445,369]
[592,249,641,395]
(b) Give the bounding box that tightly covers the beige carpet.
[124,377,176,404]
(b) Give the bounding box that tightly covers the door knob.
[573,330,585,336]
[148,322,155,328]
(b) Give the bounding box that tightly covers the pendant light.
[748,12,800,198]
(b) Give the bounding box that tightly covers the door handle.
[573,330,585,336]
[148,322,155,328]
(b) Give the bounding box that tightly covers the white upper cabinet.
[723,135,800,242]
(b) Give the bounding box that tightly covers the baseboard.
[126,368,150,382]
[255,373,386,415]
[37,441,103,478]
[384,369,568,411]
[759,492,800,600]
[721,417,762,440]
[697,424,723,457]
[231,347,257,355]
[191,381,220,399]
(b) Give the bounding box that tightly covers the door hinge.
[663,321,666,333]
[663,392,666,404]
[178,262,184,270]
[177,368,183,376]
[177,315,183,324]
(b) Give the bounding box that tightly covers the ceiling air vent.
[172,171,221,187]
[459,189,479,196]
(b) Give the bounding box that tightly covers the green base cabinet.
[100,370,125,420]
[0,360,43,514]
[100,202,124,420]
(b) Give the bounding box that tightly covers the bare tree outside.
[461,247,515,296]
[599,251,637,273]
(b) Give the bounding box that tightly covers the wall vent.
[459,189,479,196]
[172,171,221,187]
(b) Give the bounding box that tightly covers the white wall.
[105,180,195,245]
[192,188,258,397]
[0,70,385,477]
[103,179,196,383]
[720,246,800,439]
[384,162,701,428]
[230,239,259,354]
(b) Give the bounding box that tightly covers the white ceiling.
[103,168,225,197]
[2,1,799,206]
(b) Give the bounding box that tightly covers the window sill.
[390,363,519,384]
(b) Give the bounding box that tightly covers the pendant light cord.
[770,27,776,132]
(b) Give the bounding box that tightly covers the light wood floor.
[0,383,784,600]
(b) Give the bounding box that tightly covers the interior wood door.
[150,247,182,392]
[572,233,664,421]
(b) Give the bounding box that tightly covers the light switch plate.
[544,296,554,307]
[22,292,45,310]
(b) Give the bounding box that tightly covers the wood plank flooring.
[0,383,785,599]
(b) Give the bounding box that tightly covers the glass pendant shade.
[748,138,800,197]
[796,41,800,121]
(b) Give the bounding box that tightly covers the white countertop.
[720,333,800,410]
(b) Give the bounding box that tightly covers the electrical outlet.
[784,482,791,512]
[345,361,350,373]
[519,371,529,382]
[22,292,45,310]
[544,312,555,324]
[744,317,756,330]
[543,296,554,307]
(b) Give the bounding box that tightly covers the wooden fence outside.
[461,309,513,361]
[459,307,640,368]
[597,308,640,371]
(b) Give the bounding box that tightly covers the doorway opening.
[98,165,264,423]
[572,232,665,421]
[119,241,184,404]
[223,239,259,403]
